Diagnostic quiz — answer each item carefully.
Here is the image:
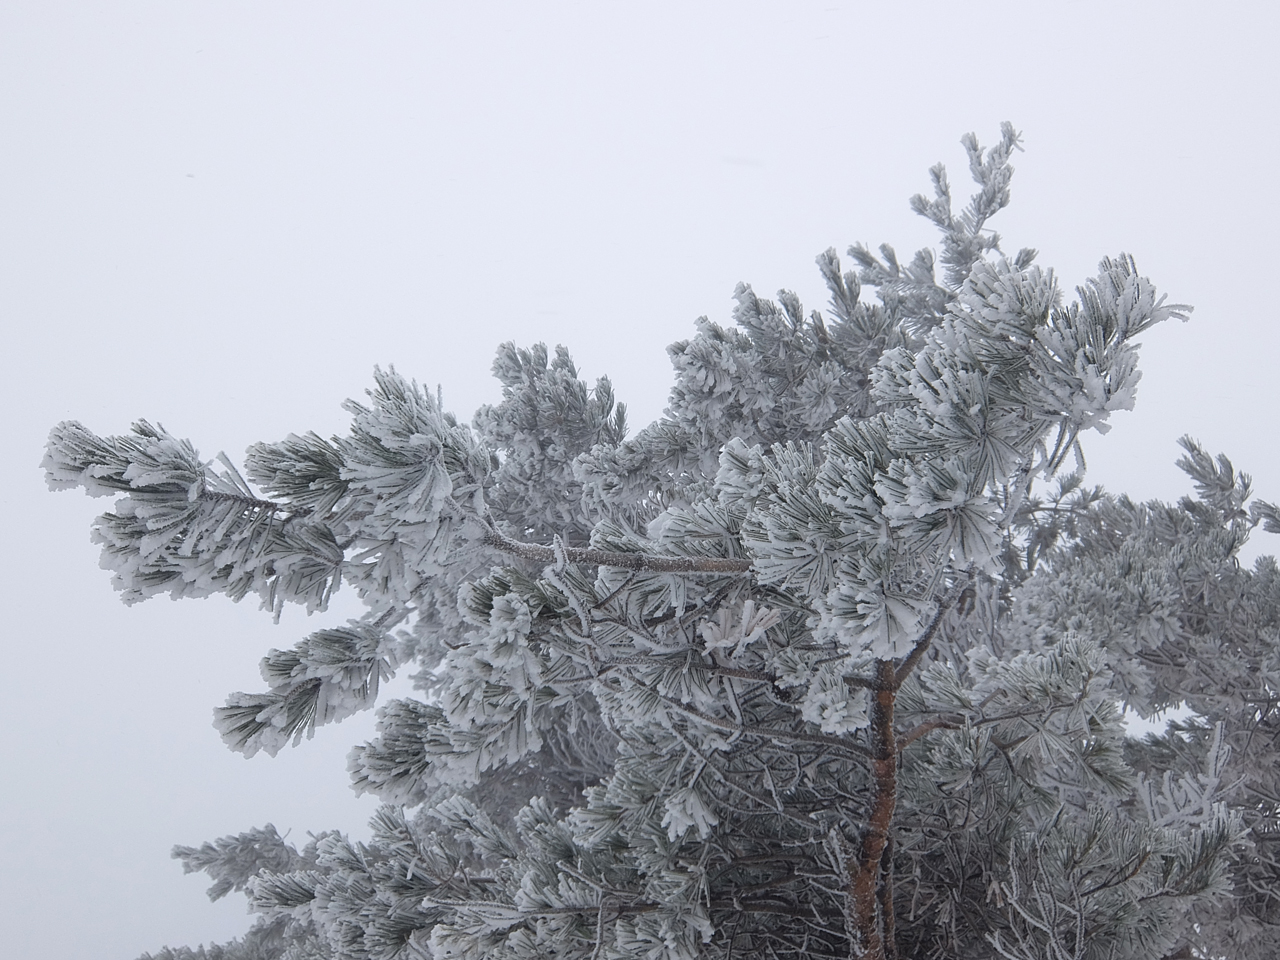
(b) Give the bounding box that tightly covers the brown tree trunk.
[839,583,966,959]
[849,658,898,959]
[879,834,897,960]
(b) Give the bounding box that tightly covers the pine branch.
[895,576,972,688]
[638,683,873,759]
[896,719,960,752]
[480,528,754,575]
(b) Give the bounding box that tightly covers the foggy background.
[2,3,1276,957]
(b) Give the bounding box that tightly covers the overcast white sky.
[2,3,1277,958]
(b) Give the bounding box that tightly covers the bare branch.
[712,666,779,683]
[897,719,960,752]
[894,575,974,688]
[844,675,879,691]
[480,529,754,575]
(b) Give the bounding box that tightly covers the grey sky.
[2,3,1277,957]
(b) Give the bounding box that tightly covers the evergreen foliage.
[47,125,1274,959]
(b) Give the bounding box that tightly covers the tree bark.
[842,582,970,958]
[849,658,898,959]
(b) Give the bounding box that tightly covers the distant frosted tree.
[47,125,1272,960]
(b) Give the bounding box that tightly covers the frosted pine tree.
[46,125,1263,960]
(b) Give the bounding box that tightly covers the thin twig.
[897,719,960,752]
[894,587,960,689]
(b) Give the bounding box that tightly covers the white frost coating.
[699,600,779,658]
[213,621,405,757]
[662,786,719,841]
[799,662,870,735]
